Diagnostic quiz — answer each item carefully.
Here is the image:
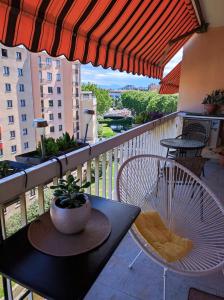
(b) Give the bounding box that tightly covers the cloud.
[81,49,183,88]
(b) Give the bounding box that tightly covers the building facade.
[30,53,81,140]
[0,45,36,160]
[0,44,82,161]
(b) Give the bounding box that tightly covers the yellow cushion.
[134,211,193,263]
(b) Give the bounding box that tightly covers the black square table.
[0,195,140,300]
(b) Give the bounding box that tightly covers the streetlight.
[83,109,95,143]
[33,118,48,159]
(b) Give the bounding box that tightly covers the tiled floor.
[85,159,224,300]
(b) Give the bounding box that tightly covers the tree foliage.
[121,91,178,115]
[146,94,178,113]
[82,83,113,115]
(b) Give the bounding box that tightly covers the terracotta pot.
[204,104,217,115]
[219,155,224,167]
[50,195,91,234]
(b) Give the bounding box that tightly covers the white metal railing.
[0,112,180,299]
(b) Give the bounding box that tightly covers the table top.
[160,138,205,150]
[0,195,140,300]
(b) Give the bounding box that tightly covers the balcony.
[1,112,224,299]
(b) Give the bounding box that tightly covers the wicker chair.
[117,155,224,300]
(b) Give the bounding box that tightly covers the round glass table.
[160,138,205,158]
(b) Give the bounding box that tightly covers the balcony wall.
[178,26,224,113]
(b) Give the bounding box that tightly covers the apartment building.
[0,46,36,160]
[0,45,82,161]
[30,54,81,140]
[80,91,97,143]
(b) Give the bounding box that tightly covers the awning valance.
[159,62,182,94]
[0,0,198,79]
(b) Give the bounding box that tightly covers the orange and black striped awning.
[0,0,198,79]
[159,61,182,94]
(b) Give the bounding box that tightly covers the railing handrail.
[0,112,178,204]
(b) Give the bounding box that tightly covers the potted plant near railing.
[0,160,29,180]
[202,89,224,114]
[16,132,88,166]
[216,89,224,113]
[50,174,91,234]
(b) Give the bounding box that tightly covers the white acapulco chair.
[116,154,224,300]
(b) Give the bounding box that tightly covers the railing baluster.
[119,144,123,166]
[102,153,107,198]
[20,193,27,227]
[77,165,82,185]
[108,150,113,199]
[38,185,45,215]
[87,160,91,194]
[113,148,118,200]
[94,157,99,196]
[0,206,7,240]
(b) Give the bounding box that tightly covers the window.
[10,131,15,139]
[0,149,3,157]
[11,145,17,153]
[56,73,61,81]
[47,72,52,81]
[39,71,42,81]
[40,86,43,97]
[5,83,11,92]
[76,132,79,139]
[8,115,14,124]
[75,88,79,97]
[57,87,61,94]
[23,128,28,135]
[7,100,13,108]
[50,126,55,132]
[46,57,52,65]
[49,100,53,107]
[41,100,44,108]
[24,142,29,149]
[59,125,63,131]
[16,52,22,60]
[38,56,41,65]
[75,69,79,74]
[58,113,62,119]
[76,110,79,119]
[20,99,26,107]
[76,122,79,131]
[19,84,25,92]
[1,49,7,57]
[3,66,9,76]
[56,60,60,67]
[76,99,79,108]
[21,114,27,122]
[48,87,53,94]
[49,113,54,121]
[58,100,62,107]
[18,68,23,77]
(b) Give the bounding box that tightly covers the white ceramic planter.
[50,195,91,234]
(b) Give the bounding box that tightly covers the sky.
[81,49,183,89]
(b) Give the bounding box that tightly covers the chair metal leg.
[128,250,143,269]
[163,267,168,300]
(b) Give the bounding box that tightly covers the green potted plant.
[16,132,88,166]
[202,90,222,114]
[50,174,91,234]
[216,89,224,113]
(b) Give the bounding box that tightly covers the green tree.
[147,94,178,113]
[82,83,112,115]
[121,91,157,115]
